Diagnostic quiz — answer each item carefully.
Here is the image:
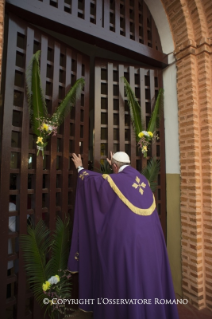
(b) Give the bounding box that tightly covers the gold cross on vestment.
[79,171,89,180]
[132,176,146,195]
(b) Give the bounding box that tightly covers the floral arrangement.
[137,130,154,157]
[21,217,72,318]
[122,76,163,158]
[26,50,85,156]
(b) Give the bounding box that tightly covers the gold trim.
[79,308,93,313]
[69,271,79,274]
[102,174,156,216]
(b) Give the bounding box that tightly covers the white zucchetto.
[112,152,130,163]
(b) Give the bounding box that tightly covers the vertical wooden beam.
[118,64,125,151]
[134,0,139,42]
[115,0,120,36]
[107,62,113,156]
[61,48,71,220]
[84,0,90,23]
[143,1,147,45]
[49,41,60,232]
[129,66,136,167]
[0,16,17,319]
[96,0,103,27]
[149,69,156,157]
[125,0,130,38]
[82,55,90,168]
[104,0,110,30]
[71,0,78,16]
[57,0,64,10]
[139,68,146,171]
[16,25,34,319]
[94,62,101,168]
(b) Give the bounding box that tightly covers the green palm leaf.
[142,157,160,192]
[26,50,47,136]
[51,78,85,126]
[20,220,50,303]
[122,77,143,140]
[46,216,70,278]
[147,88,163,133]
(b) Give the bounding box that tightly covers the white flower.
[48,275,60,285]
[48,125,53,131]
[142,131,150,137]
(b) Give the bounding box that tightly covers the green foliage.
[45,217,70,279]
[147,88,163,133]
[142,158,160,193]
[20,220,49,303]
[26,50,47,136]
[21,217,71,318]
[51,78,85,127]
[100,160,112,174]
[121,77,143,141]
[26,50,84,155]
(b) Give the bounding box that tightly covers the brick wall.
[161,0,212,310]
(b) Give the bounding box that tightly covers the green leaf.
[142,157,160,192]
[147,88,163,133]
[26,50,47,136]
[20,220,50,303]
[51,78,85,126]
[122,77,143,141]
[45,216,70,278]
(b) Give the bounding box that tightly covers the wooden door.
[0,14,89,319]
[94,59,166,236]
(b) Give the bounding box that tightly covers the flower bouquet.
[122,76,163,158]
[21,217,72,318]
[26,50,85,156]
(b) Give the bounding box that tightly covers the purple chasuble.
[68,166,179,319]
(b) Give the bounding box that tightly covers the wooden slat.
[84,0,90,23]
[61,48,71,219]
[139,68,146,171]
[0,16,17,319]
[129,66,136,167]
[49,41,60,232]
[118,64,125,151]
[134,0,139,42]
[142,0,147,45]
[71,0,78,16]
[104,0,110,30]
[149,69,156,157]
[96,0,103,27]
[83,55,90,168]
[125,0,130,38]
[115,0,120,35]
[107,63,113,156]
[17,25,34,319]
[94,62,101,168]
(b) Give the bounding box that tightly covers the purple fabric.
[68,166,179,319]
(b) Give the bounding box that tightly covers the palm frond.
[45,216,70,278]
[122,77,143,140]
[142,157,160,192]
[20,220,50,302]
[100,160,112,174]
[147,88,163,133]
[51,78,85,126]
[26,50,47,136]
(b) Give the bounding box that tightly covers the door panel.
[94,59,166,236]
[0,14,89,318]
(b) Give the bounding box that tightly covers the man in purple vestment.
[68,152,179,319]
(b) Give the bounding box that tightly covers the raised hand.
[72,153,83,169]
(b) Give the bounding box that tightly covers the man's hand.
[72,153,83,169]
[106,151,114,166]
